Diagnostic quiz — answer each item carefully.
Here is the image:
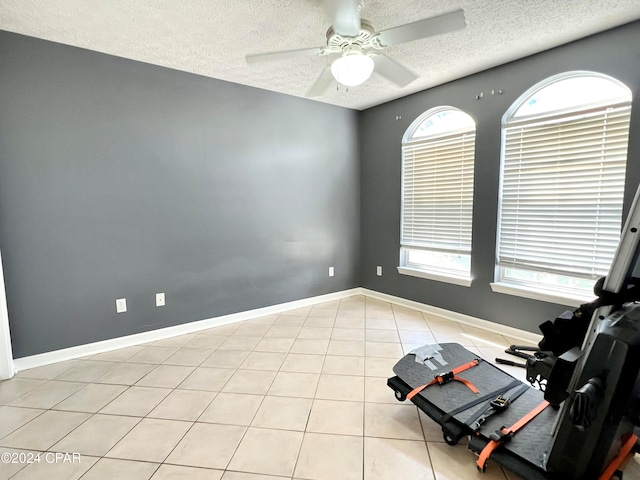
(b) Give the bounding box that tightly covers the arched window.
[493,72,632,304]
[399,107,476,286]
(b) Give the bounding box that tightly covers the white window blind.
[402,131,476,254]
[498,105,631,279]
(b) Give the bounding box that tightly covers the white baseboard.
[12,288,361,372]
[11,286,541,373]
[358,288,542,345]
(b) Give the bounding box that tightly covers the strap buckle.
[436,371,454,385]
[490,396,511,411]
[489,428,513,443]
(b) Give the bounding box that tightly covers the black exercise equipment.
[388,185,640,479]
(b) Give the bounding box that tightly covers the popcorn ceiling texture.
[1,0,639,110]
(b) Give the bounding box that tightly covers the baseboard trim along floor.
[10,287,541,374]
[359,288,542,346]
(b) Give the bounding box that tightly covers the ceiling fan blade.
[376,9,466,46]
[325,0,361,37]
[246,46,324,64]
[306,67,335,97]
[372,54,418,87]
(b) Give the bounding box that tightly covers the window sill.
[397,266,472,287]
[490,282,594,307]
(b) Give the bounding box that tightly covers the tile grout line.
[290,305,335,479]
[214,311,296,475]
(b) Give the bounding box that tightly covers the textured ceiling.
[1,0,640,110]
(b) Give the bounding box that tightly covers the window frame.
[491,71,632,306]
[398,106,476,287]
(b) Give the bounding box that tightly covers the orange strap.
[407,359,480,401]
[476,400,549,472]
[598,434,638,480]
[455,377,480,394]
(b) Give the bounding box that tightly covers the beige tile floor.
[1,294,639,479]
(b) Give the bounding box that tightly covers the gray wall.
[0,31,361,358]
[360,21,640,334]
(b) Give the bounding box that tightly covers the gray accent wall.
[0,31,360,358]
[360,21,640,334]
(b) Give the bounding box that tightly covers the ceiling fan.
[245,0,466,97]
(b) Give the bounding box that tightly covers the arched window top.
[505,71,631,123]
[403,106,475,143]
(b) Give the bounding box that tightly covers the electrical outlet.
[116,298,127,314]
[377,266,383,276]
[329,266,335,277]
[156,293,165,307]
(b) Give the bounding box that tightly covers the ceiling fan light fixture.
[330,52,374,87]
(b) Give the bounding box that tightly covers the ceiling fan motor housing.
[325,20,383,56]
